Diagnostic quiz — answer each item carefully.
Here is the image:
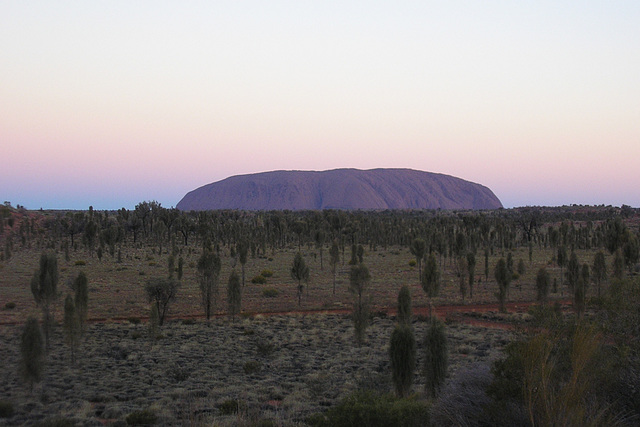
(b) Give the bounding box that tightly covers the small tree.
[613,249,624,280]
[197,248,221,320]
[390,323,416,398]
[591,251,607,298]
[349,263,371,345]
[63,295,80,364]
[30,252,59,350]
[167,254,175,278]
[237,242,248,288]
[457,256,468,302]
[566,251,580,294]
[148,304,160,339]
[409,238,427,282]
[557,246,567,287]
[536,267,550,307]
[421,253,440,319]
[227,270,241,321]
[329,240,340,295]
[73,271,88,334]
[19,317,45,392]
[397,285,412,326]
[291,252,309,306]
[145,277,179,326]
[575,263,589,317]
[177,256,184,281]
[424,318,448,398]
[467,252,476,299]
[495,258,511,313]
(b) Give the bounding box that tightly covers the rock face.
[176,168,502,211]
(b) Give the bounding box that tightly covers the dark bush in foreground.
[126,408,157,425]
[307,390,429,427]
[218,399,247,415]
[37,417,76,427]
[0,400,14,418]
[262,288,278,298]
[251,275,267,284]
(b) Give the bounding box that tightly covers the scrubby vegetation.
[0,203,639,424]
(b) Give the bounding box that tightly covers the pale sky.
[2,1,639,210]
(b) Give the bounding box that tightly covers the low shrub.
[243,360,262,375]
[307,390,429,427]
[408,260,416,267]
[0,400,14,418]
[38,418,76,427]
[4,302,16,310]
[128,317,141,325]
[256,339,275,357]
[74,260,86,266]
[261,269,274,278]
[251,275,267,284]
[126,408,157,425]
[218,399,247,415]
[262,288,279,298]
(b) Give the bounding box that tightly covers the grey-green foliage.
[30,252,58,349]
[409,238,427,281]
[566,251,580,293]
[329,240,340,295]
[237,242,248,287]
[291,252,310,306]
[397,285,412,326]
[19,317,45,392]
[494,258,511,313]
[536,267,550,306]
[467,251,476,299]
[575,263,589,316]
[227,270,241,320]
[149,304,160,339]
[197,248,221,320]
[390,323,416,398]
[421,253,440,318]
[177,256,184,281]
[73,271,88,333]
[557,246,567,285]
[423,318,448,399]
[145,277,180,326]
[349,263,371,345]
[592,251,607,298]
[63,295,80,364]
[613,249,625,279]
[167,254,175,278]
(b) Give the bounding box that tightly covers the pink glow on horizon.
[1,2,639,210]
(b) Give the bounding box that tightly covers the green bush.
[74,260,86,266]
[260,269,274,278]
[4,302,16,310]
[0,400,14,418]
[256,339,275,357]
[218,399,247,415]
[243,360,262,375]
[38,417,76,427]
[307,390,429,427]
[126,409,157,425]
[128,317,141,325]
[408,260,416,267]
[262,288,279,298]
[251,275,267,284]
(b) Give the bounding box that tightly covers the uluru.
[177,168,502,211]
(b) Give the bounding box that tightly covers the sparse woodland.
[1,202,640,425]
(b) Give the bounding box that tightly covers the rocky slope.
[176,168,502,211]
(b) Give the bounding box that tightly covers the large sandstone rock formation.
[176,168,502,211]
